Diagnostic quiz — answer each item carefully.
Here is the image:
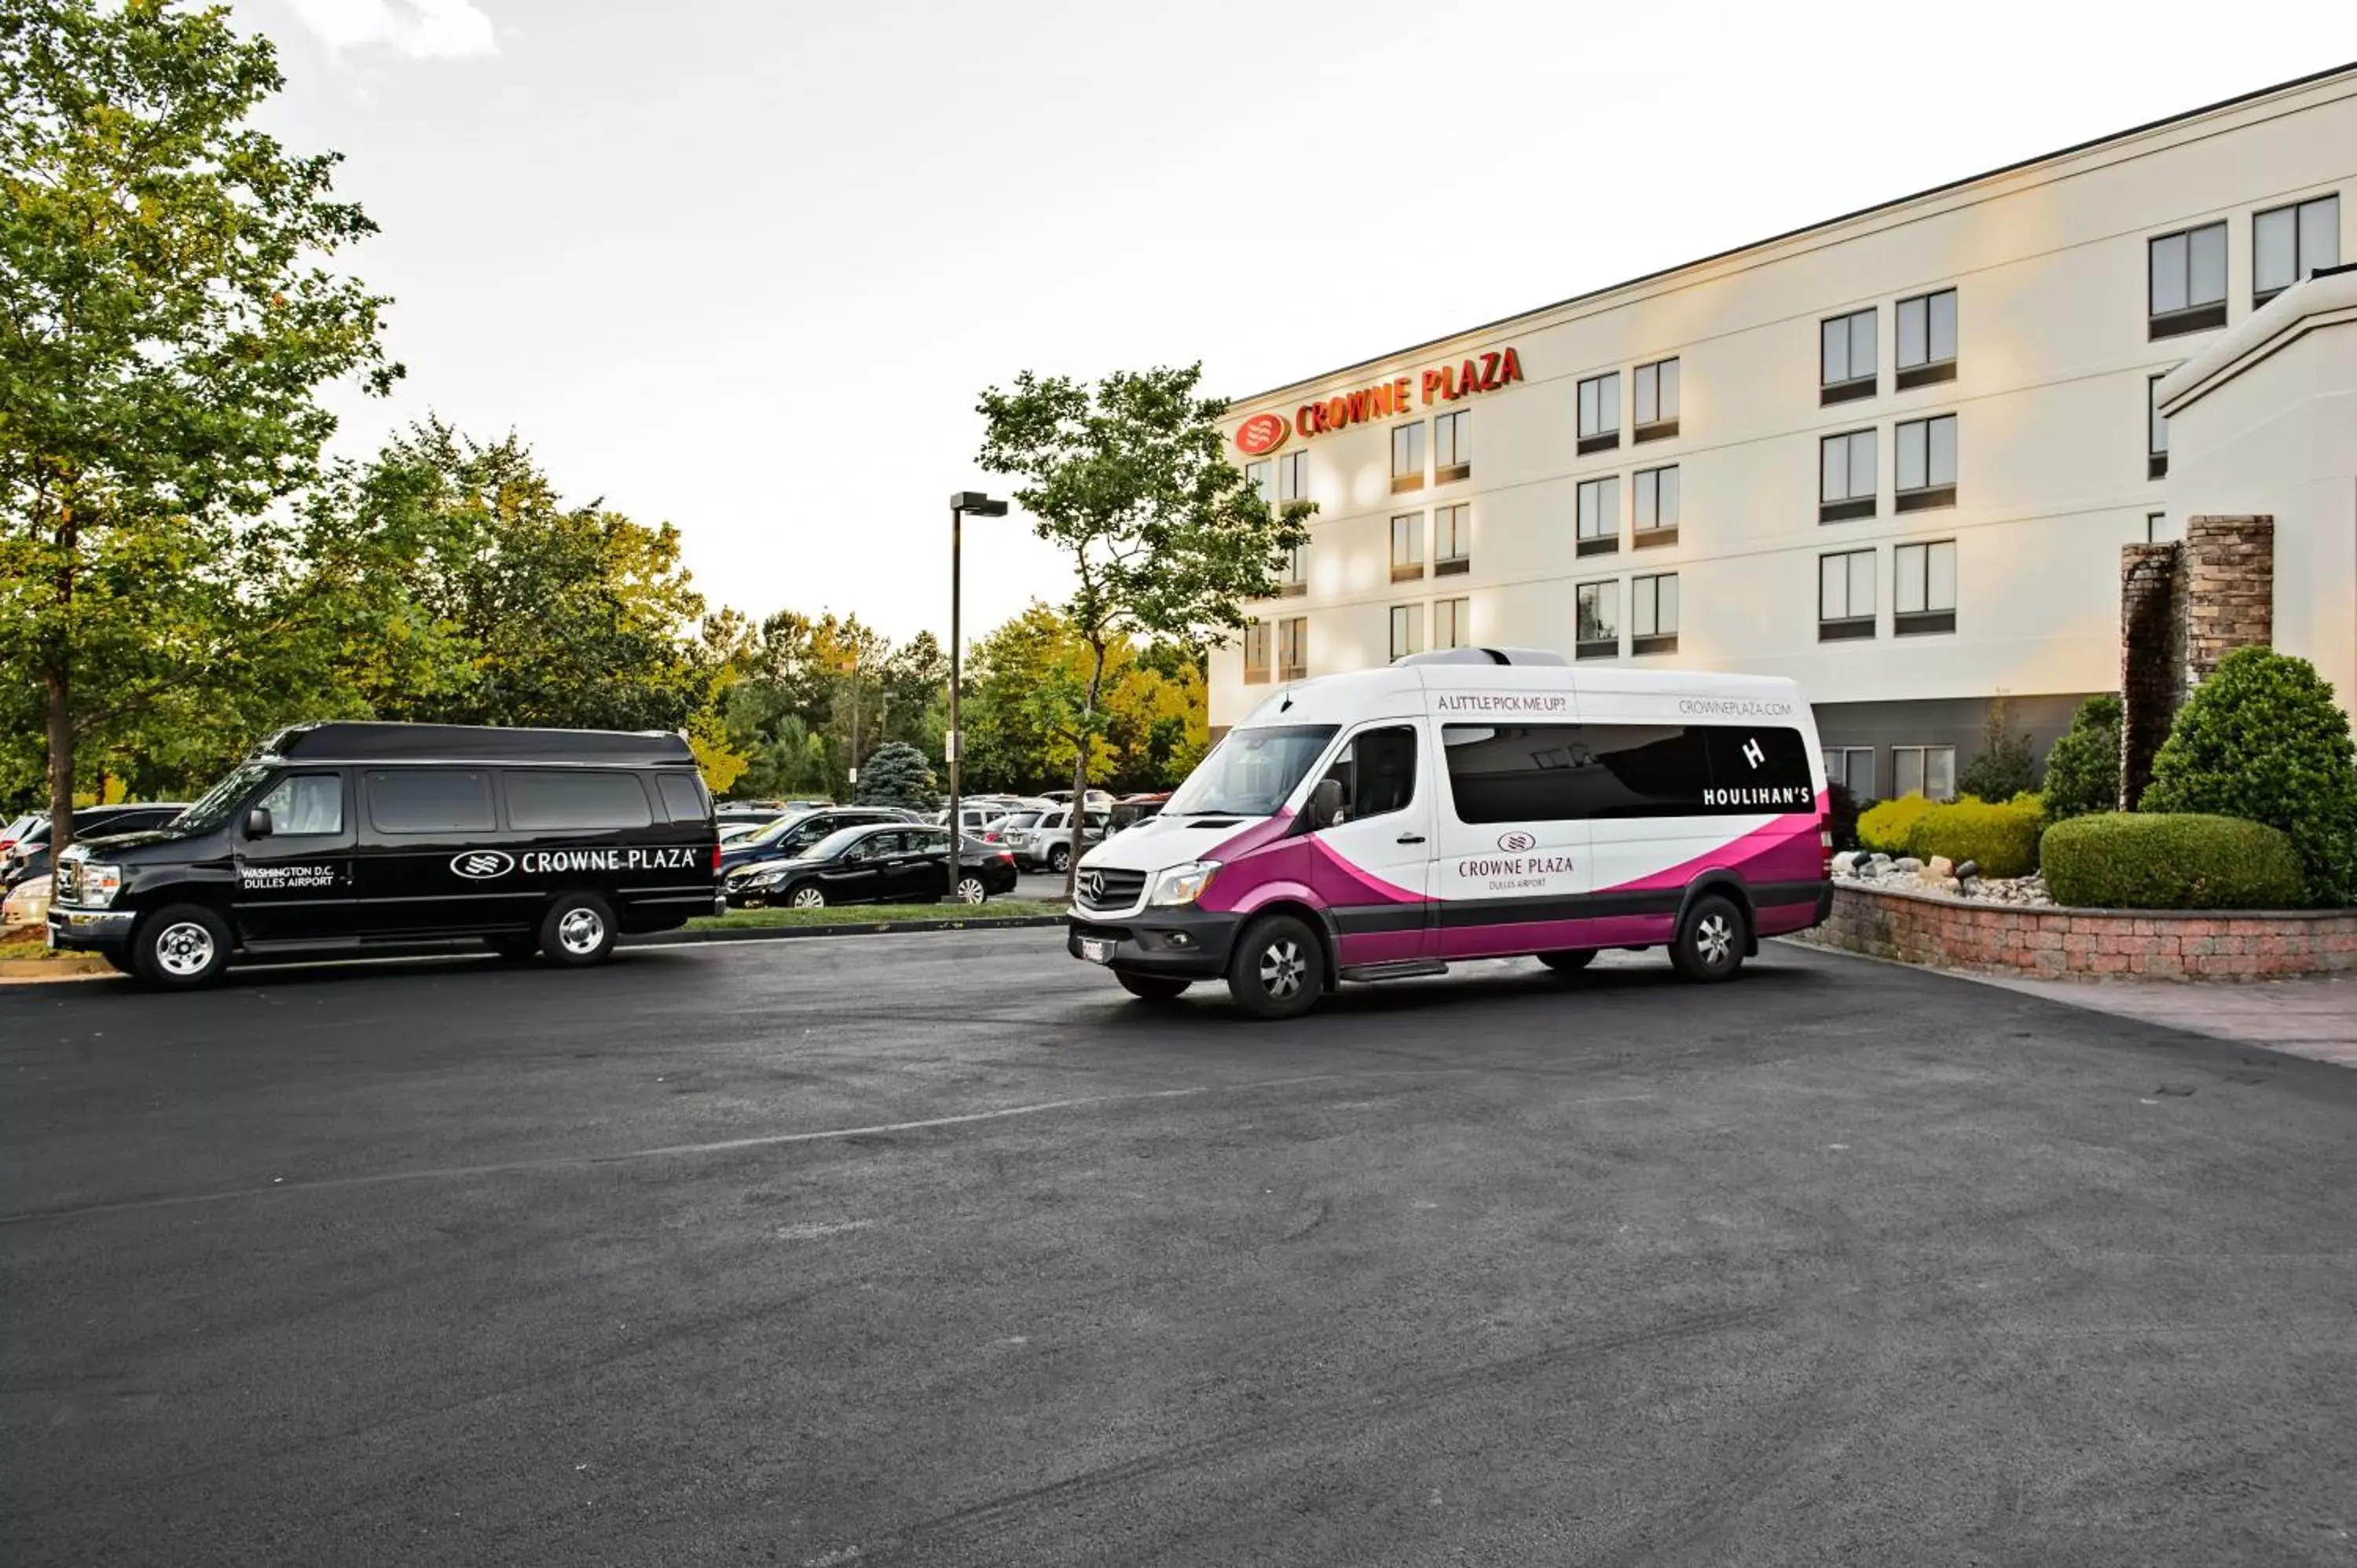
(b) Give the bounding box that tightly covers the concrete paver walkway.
[1969,969,2357,1068]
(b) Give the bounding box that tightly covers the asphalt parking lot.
[5,933,2355,1566]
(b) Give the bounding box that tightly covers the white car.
[1006,808,1111,874]
[2,874,52,930]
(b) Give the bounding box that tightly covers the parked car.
[2,874,50,930]
[1039,789,1116,808]
[0,812,38,854]
[717,819,772,844]
[2,804,189,892]
[1110,793,1171,833]
[717,805,918,884]
[727,823,1017,909]
[1005,806,1111,874]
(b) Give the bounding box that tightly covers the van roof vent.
[1395,647,1569,668]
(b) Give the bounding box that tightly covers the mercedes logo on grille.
[1082,870,1105,904]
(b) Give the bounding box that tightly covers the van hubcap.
[1696,913,1734,967]
[1259,937,1307,998]
[557,907,606,955]
[153,921,214,977]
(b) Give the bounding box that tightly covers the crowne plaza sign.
[1233,345,1527,455]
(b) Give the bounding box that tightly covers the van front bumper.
[1067,907,1239,979]
[46,907,134,952]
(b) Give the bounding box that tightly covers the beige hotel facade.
[1215,64,2356,802]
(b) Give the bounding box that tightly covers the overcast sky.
[240,0,2348,646]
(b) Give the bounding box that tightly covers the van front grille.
[1076,867,1147,913]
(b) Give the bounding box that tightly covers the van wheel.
[1671,894,1745,982]
[101,950,137,976]
[1116,973,1190,1002]
[134,904,231,987]
[1538,949,1596,974]
[1226,914,1324,1020]
[1048,844,1072,875]
[539,894,617,967]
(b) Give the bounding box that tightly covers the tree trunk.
[1065,643,1108,897]
[46,661,73,859]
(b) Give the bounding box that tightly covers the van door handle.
[1396,833,1426,844]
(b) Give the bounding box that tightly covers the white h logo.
[1742,738,1765,769]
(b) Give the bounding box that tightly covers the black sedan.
[724,825,1017,909]
[717,806,916,879]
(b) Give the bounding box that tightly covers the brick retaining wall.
[1802,884,2357,981]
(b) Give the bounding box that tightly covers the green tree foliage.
[2040,694,2123,822]
[976,364,1310,876]
[2143,648,2357,904]
[852,742,935,809]
[0,0,399,847]
[1956,698,2038,802]
[960,603,1206,795]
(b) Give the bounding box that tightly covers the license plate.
[1080,938,1114,965]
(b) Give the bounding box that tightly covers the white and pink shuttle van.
[1067,648,1832,1017]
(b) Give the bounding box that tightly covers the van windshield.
[1164,725,1340,818]
[172,764,270,834]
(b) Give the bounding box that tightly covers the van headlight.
[79,863,123,907]
[1147,861,1219,907]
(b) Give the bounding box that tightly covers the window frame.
[1434,595,1468,650]
[1577,371,1622,453]
[502,768,657,832]
[2149,372,2169,480]
[1433,408,1471,484]
[1633,464,1679,547]
[1820,308,1877,404]
[2253,193,2339,306]
[2148,220,2229,339]
[1243,459,1273,505]
[1827,746,1876,800]
[1389,603,1425,661]
[1893,538,1957,636]
[1242,621,1271,684]
[1820,428,1877,522]
[1434,502,1470,576]
[1895,288,1958,388]
[1277,449,1309,504]
[1894,412,1957,511]
[361,768,498,837]
[1893,745,1957,803]
[1390,511,1425,582]
[1391,421,1426,493]
[1576,474,1620,556]
[1277,535,1308,597]
[1630,571,1679,655]
[255,771,346,837]
[1319,724,1420,822]
[1277,615,1308,682]
[1574,579,1619,660]
[1633,357,1681,441]
[1818,548,1876,641]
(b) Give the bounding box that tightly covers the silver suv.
[1006,807,1109,874]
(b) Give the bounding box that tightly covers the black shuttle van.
[46,721,720,986]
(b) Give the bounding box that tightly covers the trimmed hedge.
[2042,812,2304,910]
[1858,793,1936,855]
[1904,796,2044,879]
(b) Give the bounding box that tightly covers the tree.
[1957,696,2037,801]
[976,365,1310,881]
[2040,694,2122,822]
[853,742,935,809]
[0,0,398,852]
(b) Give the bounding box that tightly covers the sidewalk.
[1967,970,2357,1068]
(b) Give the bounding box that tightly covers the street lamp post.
[947,491,1007,898]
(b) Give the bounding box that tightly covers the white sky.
[241,0,2351,643]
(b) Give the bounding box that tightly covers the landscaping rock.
[1832,851,1861,875]
[1928,855,1955,879]
[1894,857,1923,874]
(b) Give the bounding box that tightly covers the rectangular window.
[1631,572,1679,654]
[1242,621,1270,683]
[1435,596,1468,650]
[504,769,655,831]
[2256,194,2339,305]
[1896,289,1958,388]
[1575,580,1618,659]
[1277,450,1308,503]
[1633,464,1679,544]
[1244,459,1273,504]
[657,773,709,825]
[1895,413,1957,510]
[2147,511,2180,544]
[1633,357,1680,441]
[1389,603,1424,661]
[1278,538,1308,596]
[1893,745,1956,802]
[1819,548,1875,640]
[1820,428,1876,521]
[1390,511,1424,581]
[256,773,343,836]
[1577,371,1622,453]
[1440,723,1814,824]
[1821,308,1876,403]
[364,769,497,835]
[1893,539,1957,636]
[1434,408,1471,483]
[1391,422,1426,493]
[1435,503,1470,575]
[1319,725,1419,820]
[2149,372,2168,480]
[1277,616,1307,682]
[1576,475,1620,555]
[1827,747,1875,800]
[2150,220,2228,339]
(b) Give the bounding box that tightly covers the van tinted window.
[504,769,653,830]
[1442,724,1813,823]
[365,770,496,833]
[657,774,709,825]
[1320,726,1417,820]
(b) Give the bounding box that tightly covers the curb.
[623,914,1067,947]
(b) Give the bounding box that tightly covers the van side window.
[256,774,343,835]
[656,774,708,825]
[364,770,496,834]
[504,769,654,831]
[1441,724,1813,822]
[1319,726,1417,822]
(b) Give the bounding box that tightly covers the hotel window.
[1827,747,1875,800]
[1893,539,1956,636]
[2254,194,2339,306]
[1277,450,1308,504]
[1576,475,1619,555]
[1633,464,1679,546]
[1278,539,1307,597]
[1895,414,1957,511]
[2149,372,2168,479]
[1633,357,1680,441]
[1390,511,1425,581]
[1577,371,1621,454]
[1819,548,1875,641]
[1820,308,1876,404]
[1896,288,1958,389]
[1277,615,1307,682]
[1435,503,1470,575]
[1389,603,1424,661]
[2148,511,2180,544]
[2149,220,2227,339]
[1575,581,1618,660]
[1435,595,1469,650]
[1391,422,1425,493]
[1894,745,1956,802]
[1631,572,1679,655]
[1242,621,1270,683]
[1244,460,1273,504]
[1820,428,1876,522]
[1434,408,1471,484]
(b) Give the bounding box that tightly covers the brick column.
[2119,541,2183,810]
[2184,515,2275,683]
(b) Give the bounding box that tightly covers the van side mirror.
[1305,778,1344,830]
[245,807,274,839]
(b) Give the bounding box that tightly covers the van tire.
[539,894,618,967]
[1116,973,1191,1002]
[485,934,539,962]
[1226,914,1324,1020]
[134,904,232,987]
[1671,894,1745,982]
[1538,949,1596,974]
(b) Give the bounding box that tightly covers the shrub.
[1957,698,2039,802]
[1826,781,1862,852]
[2042,812,2304,909]
[2041,694,2121,822]
[1858,793,1935,855]
[1904,795,2044,878]
[2143,649,2357,905]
